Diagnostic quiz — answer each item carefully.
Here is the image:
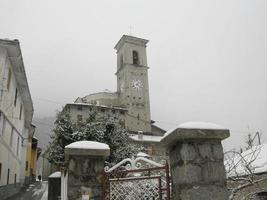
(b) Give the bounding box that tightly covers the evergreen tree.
[47,108,142,166]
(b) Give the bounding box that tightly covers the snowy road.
[6,181,48,200]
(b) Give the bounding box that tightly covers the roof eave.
[0,39,34,128]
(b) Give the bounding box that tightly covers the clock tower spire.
[115,35,151,133]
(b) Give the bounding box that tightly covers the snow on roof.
[130,135,163,143]
[48,171,61,178]
[225,143,267,177]
[178,122,226,130]
[137,152,151,158]
[163,122,227,138]
[66,103,127,111]
[65,141,110,150]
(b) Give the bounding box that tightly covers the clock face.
[132,79,143,90]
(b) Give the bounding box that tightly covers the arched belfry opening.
[132,51,139,65]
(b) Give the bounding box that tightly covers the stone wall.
[161,124,230,200]
[169,140,228,199]
[64,141,110,200]
[67,156,105,200]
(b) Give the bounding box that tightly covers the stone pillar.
[64,141,110,200]
[161,123,230,200]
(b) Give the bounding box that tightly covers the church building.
[67,35,166,160]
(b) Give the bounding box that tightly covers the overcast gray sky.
[1,0,266,150]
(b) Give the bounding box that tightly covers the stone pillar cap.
[48,171,61,179]
[161,122,230,148]
[65,141,110,157]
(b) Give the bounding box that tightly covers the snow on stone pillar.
[161,122,230,200]
[64,141,110,200]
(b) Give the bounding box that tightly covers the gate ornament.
[102,157,171,200]
[104,157,164,173]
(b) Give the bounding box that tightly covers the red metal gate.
[102,159,171,200]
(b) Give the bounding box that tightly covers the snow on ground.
[40,182,48,200]
[65,141,110,150]
[225,143,267,177]
[32,181,47,197]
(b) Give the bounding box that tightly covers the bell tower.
[115,35,151,133]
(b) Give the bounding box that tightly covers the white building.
[0,39,34,199]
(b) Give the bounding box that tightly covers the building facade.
[0,39,35,199]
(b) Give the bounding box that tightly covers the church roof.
[114,35,149,51]
[66,102,127,111]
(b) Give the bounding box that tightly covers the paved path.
[6,181,48,200]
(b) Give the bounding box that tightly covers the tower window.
[132,51,139,65]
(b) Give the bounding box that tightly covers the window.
[77,105,82,111]
[7,68,11,90]
[0,113,3,134]
[14,174,16,187]
[7,168,10,184]
[132,51,139,65]
[2,118,6,135]
[77,115,83,122]
[25,161,28,171]
[0,163,2,180]
[16,137,20,156]
[10,128,14,146]
[120,54,123,68]
[14,88,18,106]
[19,104,23,120]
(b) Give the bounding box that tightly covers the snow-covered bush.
[47,109,142,166]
